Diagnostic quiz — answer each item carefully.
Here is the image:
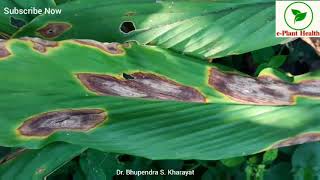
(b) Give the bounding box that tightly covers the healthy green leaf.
[0,143,86,180]
[292,143,320,180]
[13,0,290,59]
[80,149,125,180]
[262,149,278,165]
[48,158,83,180]
[54,0,76,5]
[268,55,287,68]
[255,55,288,76]
[0,38,319,160]
[14,0,56,10]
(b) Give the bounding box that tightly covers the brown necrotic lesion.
[77,72,206,103]
[21,37,58,53]
[36,22,71,39]
[209,68,320,105]
[73,40,125,55]
[272,133,320,149]
[18,109,107,137]
[0,40,11,59]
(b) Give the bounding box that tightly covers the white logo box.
[276,1,320,37]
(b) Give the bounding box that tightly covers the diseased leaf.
[13,0,291,59]
[0,0,56,37]
[0,143,86,180]
[0,1,30,36]
[0,38,319,160]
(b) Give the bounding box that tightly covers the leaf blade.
[0,38,319,160]
[13,0,290,59]
[0,143,86,180]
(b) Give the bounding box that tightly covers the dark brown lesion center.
[208,68,320,105]
[77,72,206,103]
[18,109,107,136]
[36,22,71,39]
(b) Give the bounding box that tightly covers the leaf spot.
[77,72,206,103]
[272,133,320,149]
[208,68,320,105]
[21,37,58,53]
[74,39,125,55]
[0,40,11,59]
[10,17,26,28]
[18,109,107,137]
[36,22,71,39]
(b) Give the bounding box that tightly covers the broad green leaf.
[80,154,106,180]
[48,158,83,180]
[0,38,319,160]
[0,1,30,37]
[292,143,320,180]
[54,0,77,5]
[13,0,290,59]
[14,0,56,10]
[46,159,86,180]
[80,149,125,180]
[0,0,56,37]
[0,143,86,180]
